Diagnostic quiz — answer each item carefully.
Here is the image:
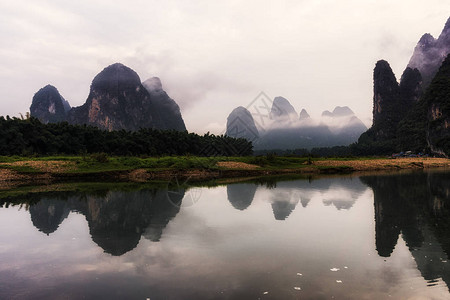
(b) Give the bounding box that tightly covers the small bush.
[90,153,109,163]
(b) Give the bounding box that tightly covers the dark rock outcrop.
[226,106,259,141]
[371,60,401,140]
[425,54,450,156]
[142,77,186,131]
[68,63,156,131]
[399,67,423,108]
[386,54,450,156]
[30,85,70,123]
[358,18,450,154]
[31,63,186,132]
[407,17,450,87]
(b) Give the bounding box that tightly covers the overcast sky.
[0,0,449,133]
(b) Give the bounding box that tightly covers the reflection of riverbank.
[0,158,449,190]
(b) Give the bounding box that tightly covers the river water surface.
[1,170,449,299]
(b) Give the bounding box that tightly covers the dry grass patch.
[314,158,450,171]
[0,160,75,173]
[217,161,261,170]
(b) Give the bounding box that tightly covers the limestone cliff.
[142,77,186,131]
[425,54,450,156]
[30,85,70,123]
[68,63,156,131]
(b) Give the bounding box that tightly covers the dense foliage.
[0,117,253,156]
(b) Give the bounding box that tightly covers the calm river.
[0,170,449,299]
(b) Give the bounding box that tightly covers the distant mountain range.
[30,63,186,132]
[226,97,367,150]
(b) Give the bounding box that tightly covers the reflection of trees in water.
[361,171,450,290]
[25,187,184,256]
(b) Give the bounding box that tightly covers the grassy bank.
[0,155,449,190]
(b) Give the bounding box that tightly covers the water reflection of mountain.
[361,171,450,290]
[225,177,367,220]
[275,177,366,211]
[29,197,70,235]
[227,184,257,210]
[26,187,183,256]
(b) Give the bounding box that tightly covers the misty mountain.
[407,17,450,87]
[299,109,310,120]
[226,106,259,141]
[321,106,368,144]
[30,63,186,132]
[226,95,366,150]
[254,124,335,150]
[270,96,298,123]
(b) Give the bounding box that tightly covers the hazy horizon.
[0,1,449,134]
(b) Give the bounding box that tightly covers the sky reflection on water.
[0,171,449,299]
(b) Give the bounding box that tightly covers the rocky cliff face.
[425,54,450,156]
[31,63,186,132]
[358,18,450,155]
[142,77,186,131]
[371,60,401,139]
[399,67,423,108]
[407,17,450,87]
[68,63,156,131]
[225,106,259,141]
[30,85,70,123]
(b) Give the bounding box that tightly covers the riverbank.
[0,156,448,190]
